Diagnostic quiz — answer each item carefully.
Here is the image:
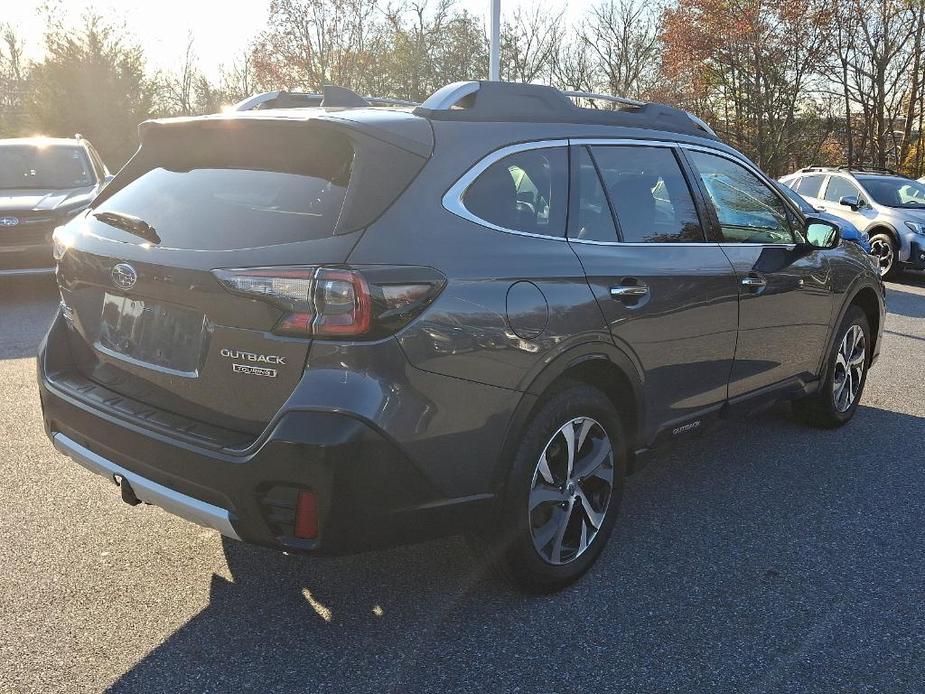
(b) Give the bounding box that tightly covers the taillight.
[212,265,445,339]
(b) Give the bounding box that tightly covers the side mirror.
[804,217,841,249]
[839,195,861,210]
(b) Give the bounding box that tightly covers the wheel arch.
[493,343,646,490]
[866,223,900,247]
[819,281,884,380]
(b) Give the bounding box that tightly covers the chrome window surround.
[442,137,799,249]
[441,139,569,240]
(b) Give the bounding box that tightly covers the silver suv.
[780,166,925,278]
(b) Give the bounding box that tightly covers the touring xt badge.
[220,348,286,378]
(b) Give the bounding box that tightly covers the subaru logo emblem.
[111,263,138,290]
[0,216,19,227]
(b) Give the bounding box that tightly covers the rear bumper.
[38,312,502,554]
[52,433,240,539]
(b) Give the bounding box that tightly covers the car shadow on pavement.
[107,402,925,694]
[0,277,59,360]
[885,286,925,319]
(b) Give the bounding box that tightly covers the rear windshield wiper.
[92,211,161,245]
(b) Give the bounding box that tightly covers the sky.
[6,0,597,81]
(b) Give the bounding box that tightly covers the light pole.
[489,0,500,81]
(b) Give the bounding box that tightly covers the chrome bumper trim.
[52,433,241,540]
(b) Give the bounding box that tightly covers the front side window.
[590,145,704,243]
[462,147,568,236]
[688,151,795,244]
[823,176,862,204]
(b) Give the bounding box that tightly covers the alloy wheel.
[528,417,614,565]
[870,237,894,277]
[832,324,866,412]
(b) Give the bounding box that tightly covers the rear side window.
[90,128,353,251]
[794,174,824,197]
[591,145,704,243]
[462,147,568,236]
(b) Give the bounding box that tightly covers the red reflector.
[294,490,319,539]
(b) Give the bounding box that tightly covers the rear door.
[567,141,739,440]
[682,147,834,398]
[56,121,362,434]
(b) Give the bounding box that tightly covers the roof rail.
[413,81,718,139]
[233,88,419,112]
[561,90,646,108]
[836,164,904,177]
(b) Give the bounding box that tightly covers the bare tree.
[580,0,660,99]
[252,0,386,92]
[0,25,27,135]
[161,33,199,115]
[500,5,563,83]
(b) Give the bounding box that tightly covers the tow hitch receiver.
[113,474,142,506]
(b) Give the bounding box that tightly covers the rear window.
[90,128,353,250]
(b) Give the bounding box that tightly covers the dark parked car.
[0,136,110,277]
[39,82,884,592]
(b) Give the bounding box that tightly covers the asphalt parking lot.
[1,275,923,693]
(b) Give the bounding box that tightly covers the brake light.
[294,490,319,539]
[213,265,444,339]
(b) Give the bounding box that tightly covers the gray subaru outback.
[39,81,884,592]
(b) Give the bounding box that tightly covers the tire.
[793,306,871,429]
[869,231,900,279]
[471,382,627,593]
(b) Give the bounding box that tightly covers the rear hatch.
[54,113,431,435]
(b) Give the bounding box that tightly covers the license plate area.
[96,293,206,376]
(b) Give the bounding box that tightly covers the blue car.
[777,181,871,253]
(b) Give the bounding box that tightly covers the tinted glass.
[794,174,824,197]
[570,147,617,242]
[777,181,814,214]
[591,145,704,243]
[464,147,568,236]
[0,145,94,189]
[688,151,794,244]
[823,176,861,203]
[856,176,925,208]
[90,130,353,251]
